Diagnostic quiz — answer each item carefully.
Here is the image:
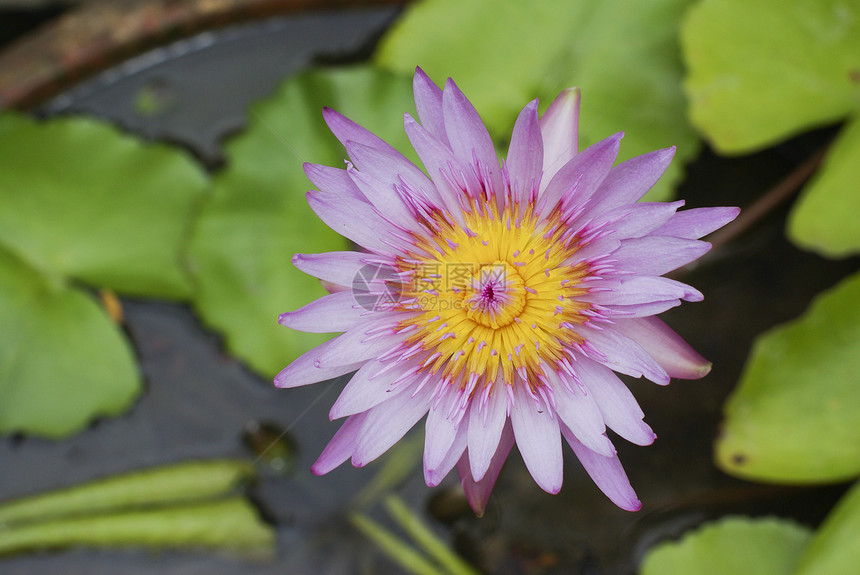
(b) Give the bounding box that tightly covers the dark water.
[2,7,859,574]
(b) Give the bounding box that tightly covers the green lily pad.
[682,0,860,154]
[716,271,860,482]
[0,247,140,437]
[788,116,860,258]
[375,0,699,200]
[640,516,812,575]
[187,65,417,376]
[795,480,860,575]
[0,113,207,300]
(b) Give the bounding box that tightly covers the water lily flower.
[276,68,739,515]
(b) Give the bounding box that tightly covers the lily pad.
[795,480,860,575]
[640,516,812,575]
[0,113,208,300]
[375,0,699,200]
[682,0,860,154]
[788,116,860,258]
[716,271,860,482]
[187,65,417,376]
[0,247,140,437]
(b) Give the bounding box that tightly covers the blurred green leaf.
[0,498,274,558]
[682,0,860,154]
[0,113,207,300]
[716,271,860,482]
[788,117,860,258]
[795,480,860,575]
[0,247,140,437]
[376,0,698,200]
[0,459,255,525]
[640,516,812,575]
[187,65,416,376]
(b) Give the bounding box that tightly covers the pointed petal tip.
[622,498,643,512]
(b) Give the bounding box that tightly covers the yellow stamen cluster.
[395,201,592,388]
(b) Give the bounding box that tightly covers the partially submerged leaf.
[376,0,698,200]
[0,247,140,437]
[795,480,860,575]
[640,516,812,575]
[0,113,207,300]
[188,65,416,375]
[0,498,274,558]
[716,271,860,482]
[0,459,255,525]
[788,116,860,258]
[682,0,860,153]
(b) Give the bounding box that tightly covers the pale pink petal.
[654,206,741,240]
[273,337,362,389]
[506,99,543,204]
[612,236,711,276]
[313,320,404,369]
[573,325,670,385]
[424,387,467,480]
[292,251,379,287]
[425,405,469,487]
[599,200,685,239]
[458,421,515,517]
[586,147,676,216]
[510,382,563,494]
[413,67,448,145]
[351,384,433,466]
[467,380,508,481]
[442,79,503,195]
[346,152,422,232]
[538,132,623,219]
[582,276,703,306]
[278,290,366,333]
[307,191,408,254]
[546,369,614,456]
[562,423,641,512]
[329,358,417,420]
[323,107,403,156]
[539,87,580,185]
[311,413,367,475]
[575,358,656,446]
[605,299,683,318]
[304,163,366,201]
[612,316,711,380]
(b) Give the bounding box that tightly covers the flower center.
[394,201,593,388]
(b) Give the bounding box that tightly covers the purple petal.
[613,316,711,380]
[510,382,563,494]
[304,163,366,202]
[606,299,683,318]
[467,381,508,481]
[575,358,656,446]
[442,79,503,196]
[323,107,403,157]
[458,421,515,517]
[539,87,580,185]
[654,206,740,240]
[292,251,377,287]
[346,149,422,232]
[307,191,407,254]
[329,358,416,420]
[278,290,366,333]
[561,423,641,512]
[351,383,433,466]
[404,114,470,222]
[313,319,403,369]
[273,337,362,389]
[612,236,711,276]
[413,67,448,145]
[506,99,543,204]
[539,132,623,219]
[586,147,676,216]
[546,369,614,456]
[600,201,685,239]
[573,325,670,385]
[425,402,469,487]
[311,413,367,475]
[424,387,466,482]
[583,276,703,306]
